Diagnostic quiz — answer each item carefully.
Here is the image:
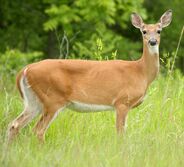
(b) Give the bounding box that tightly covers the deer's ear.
[131,13,143,29]
[159,9,172,28]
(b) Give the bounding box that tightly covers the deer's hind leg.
[7,76,42,143]
[33,101,66,143]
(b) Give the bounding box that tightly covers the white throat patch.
[148,45,159,55]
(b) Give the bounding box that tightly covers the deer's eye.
[157,30,161,34]
[142,30,147,34]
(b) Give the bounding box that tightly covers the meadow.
[0,71,184,167]
[0,0,183,166]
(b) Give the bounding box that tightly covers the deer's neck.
[141,42,160,85]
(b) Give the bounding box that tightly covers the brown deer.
[7,10,172,143]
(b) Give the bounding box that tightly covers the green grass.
[0,73,184,167]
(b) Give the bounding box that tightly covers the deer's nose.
[149,39,157,46]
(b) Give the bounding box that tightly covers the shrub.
[0,49,43,90]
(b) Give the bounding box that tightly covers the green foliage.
[44,0,146,60]
[0,49,43,90]
[0,0,183,71]
[0,49,43,75]
[0,0,47,52]
[44,4,81,31]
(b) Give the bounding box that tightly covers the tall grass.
[0,73,184,167]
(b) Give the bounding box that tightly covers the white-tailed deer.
[7,10,172,143]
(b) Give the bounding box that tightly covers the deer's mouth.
[148,44,159,55]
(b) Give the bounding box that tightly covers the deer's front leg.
[115,104,129,134]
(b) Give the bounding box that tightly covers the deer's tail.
[16,67,27,98]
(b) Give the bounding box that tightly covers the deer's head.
[131,10,172,54]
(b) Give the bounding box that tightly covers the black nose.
[149,39,157,46]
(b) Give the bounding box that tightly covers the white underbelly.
[67,101,114,112]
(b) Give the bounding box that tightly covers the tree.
[44,0,147,60]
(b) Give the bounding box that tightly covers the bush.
[0,49,43,90]
[0,49,43,76]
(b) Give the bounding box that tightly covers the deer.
[7,10,172,143]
